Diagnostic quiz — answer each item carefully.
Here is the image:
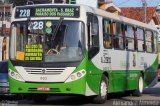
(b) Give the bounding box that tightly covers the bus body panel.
[9,54,101,96]
[9,4,158,97]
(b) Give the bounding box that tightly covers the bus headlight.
[11,71,15,76]
[65,69,86,83]
[9,70,25,82]
[71,75,76,80]
[77,72,82,77]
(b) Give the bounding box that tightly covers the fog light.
[18,87,23,91]
[66,88,71,91]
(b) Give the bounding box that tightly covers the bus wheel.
[133,75,144,96]
[33,94,47,103]
[92,75,108,104]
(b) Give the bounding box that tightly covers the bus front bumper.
[9,76,86,95]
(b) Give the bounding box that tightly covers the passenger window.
[136,28,144,52]
[145,30,154,53]
[103,19,112,48]
[126,25,135,50]
[153,32,158,53]
[112,22,125,50]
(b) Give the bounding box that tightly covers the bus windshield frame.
[9,20,85,62]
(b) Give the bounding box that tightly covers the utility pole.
[1,3,6,37]
[142,0,147,23]
[52,0,55,3]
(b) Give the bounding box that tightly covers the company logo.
[42,69,46,74]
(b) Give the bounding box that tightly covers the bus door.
[87,13,100,60]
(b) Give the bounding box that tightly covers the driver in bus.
[47,26,65,54]
[51,35,61,52]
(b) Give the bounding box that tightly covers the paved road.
[1,82,160,106]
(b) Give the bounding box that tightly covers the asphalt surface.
[1,82,160,106]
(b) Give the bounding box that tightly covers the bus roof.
[92,7,157,31]
[13,4,157,31]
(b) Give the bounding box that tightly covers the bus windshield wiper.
[51,17,64,41]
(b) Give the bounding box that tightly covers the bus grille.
[24,68,65,75]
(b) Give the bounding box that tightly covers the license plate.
[37,86,50,91]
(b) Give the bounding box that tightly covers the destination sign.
[15,6,80,18]
[25,44,42,61]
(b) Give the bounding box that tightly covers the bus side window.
[112,22,118,48]
[133,27,137,50]
[126,25,135,50]
[112,22,125,50]
[153,31,158,53]
[145,30,154,53]
[103,19,111,48]
[136,28,145,52]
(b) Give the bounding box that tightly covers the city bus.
[9,4,158,104]
[0,21,10,95]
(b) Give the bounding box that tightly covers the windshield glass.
[10,20,84,62]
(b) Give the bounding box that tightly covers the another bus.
[0,21,10,95]
[9,4,158,104]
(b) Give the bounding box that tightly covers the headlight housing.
[9,69,25,82]
[65,69,86,83]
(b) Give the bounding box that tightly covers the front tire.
[133,75,144,96]
[92,75,108,104]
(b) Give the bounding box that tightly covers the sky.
[112,0,160,7]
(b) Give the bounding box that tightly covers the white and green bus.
[9,4,158,104]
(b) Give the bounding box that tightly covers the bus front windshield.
[10,20,84,62]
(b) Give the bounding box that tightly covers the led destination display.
[15,6,80,18]
[25,44,42,61]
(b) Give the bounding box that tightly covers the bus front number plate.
[37,86,50,91]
